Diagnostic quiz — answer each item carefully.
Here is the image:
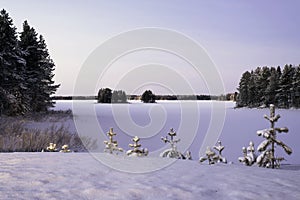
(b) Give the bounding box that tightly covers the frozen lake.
[53,100,300,164]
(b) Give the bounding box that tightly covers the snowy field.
[0,153,299,200]
[1,100,299,199]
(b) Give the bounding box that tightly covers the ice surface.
[51,100,300,164]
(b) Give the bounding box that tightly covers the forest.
[236,64,300,108]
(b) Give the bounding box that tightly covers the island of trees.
[0,9,59,116]
[236,64,300,108]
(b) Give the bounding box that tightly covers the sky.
[1,0,300,95]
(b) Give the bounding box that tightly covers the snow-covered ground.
[2,100,299,199]
[0,153,299,200]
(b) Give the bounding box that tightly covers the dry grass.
[0,113,97,152]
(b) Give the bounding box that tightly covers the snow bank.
[0,153,299,200]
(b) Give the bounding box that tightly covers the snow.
[2,100,299,199]
[0,153,299,200]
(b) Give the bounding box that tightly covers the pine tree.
[256,104,292,168]
[259,67,271,106]
[19,21,59,112]
[265,67,279,106]
[291,66,300,108]
[0,9,27,115]
[236,71,251,107]
[278,65,295,108]
[248,71,257,107]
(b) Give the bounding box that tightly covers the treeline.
[0,9,59,116]
[52,96,97,100]
[54,92,236,102]
[237,64,300,108]
[94,88,236,103]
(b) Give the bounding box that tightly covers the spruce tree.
[19,21,59,112]
[37,35,60,110]
[0,9,27,115]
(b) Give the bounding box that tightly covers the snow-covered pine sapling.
[160,128,186,159]
[126,136,148,157]
[213,140,227,163]
[256,104,292,168]
[103,128,123,154]
[185,151,192,160]
[200,140,227,164]
[46,143,58,152]
[60,144,71,153]
[199,147,216,164]
[238,141,256,166]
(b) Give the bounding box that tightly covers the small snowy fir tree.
[256,104,292,168]
[46,143,58,152]
[199,147,216,164]
[60,144,71,153]
[160,128,186,159]
[213,140,227,163]
[238,141,257,166]
[103,128,123,154]
[199,140,227,164]
[185,151,192,160]
[126,136,148,157]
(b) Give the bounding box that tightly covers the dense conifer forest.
[0,9,59,115]
[236,64,300,108]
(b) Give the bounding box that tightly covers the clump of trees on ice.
[97,88,127,103]
[239,104,292,168]
[236,65,300,108]
[141,90,156,103]
[0,9,59,116]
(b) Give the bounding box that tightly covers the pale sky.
[1,0,300,95]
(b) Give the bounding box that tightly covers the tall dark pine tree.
[19,21,59,112]
[0,9,27,115]
[266,67,279,106]
[291,66,300,108]
[278,65,295,108]
[236,71,251,107]
[259,66,271,106]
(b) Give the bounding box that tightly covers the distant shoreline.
[52,93,236,101]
